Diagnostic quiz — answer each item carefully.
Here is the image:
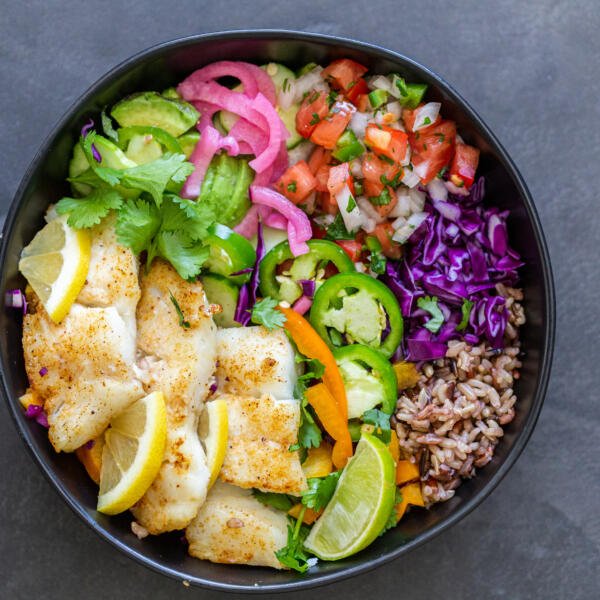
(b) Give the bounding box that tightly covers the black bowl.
[0,30,554,592]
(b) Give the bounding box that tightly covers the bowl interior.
[0,31,553,592]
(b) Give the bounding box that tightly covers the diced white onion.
[427,178,448,201]
[277,80,297,111]
[386,101,402,120]
[412,102,441,131]
[356,196,385,224]
[388,74,403,99]
[444,179,469,196]
[354,261,367,273]
[313,213,335,228]
[349,158,364,179]
[412,160,431,180]
[401,168,421,188]
[390,190,412,218]
[408,188,426,211]
[349,111,370,139]
[368,75,394,93]
[335,186,366,232]
[400,144,411,166]
[392,211,428,243]
[293,67,328,103]
[287,140,314,165]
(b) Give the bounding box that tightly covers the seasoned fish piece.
[132,260,217,534]
[216,327,297,400]
[22,221,143,452]
[186,481,288,569]
[219,393,307,495]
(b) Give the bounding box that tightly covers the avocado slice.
[111,92,199,137]
[177,131,200,158]
[195,154,254,228]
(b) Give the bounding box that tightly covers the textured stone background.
[1,1,598,598]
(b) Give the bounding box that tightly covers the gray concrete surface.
[1,1,598,598]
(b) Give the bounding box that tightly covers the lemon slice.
[18,215,91,323]
[304,433,396,560]
[97,391,167,515]
[199,399,228,489]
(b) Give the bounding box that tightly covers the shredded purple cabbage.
[298,279,316,298]
[25,403,49,428]
[5,289,27,316]
[81,118,101,162]
[234,221,264,325]
[383,177,522,361]
[230,267,253,277]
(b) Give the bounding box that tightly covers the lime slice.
[97,391,167,515]
[303,433,396,560]
[199,398,229,489]
[19,215,91,323]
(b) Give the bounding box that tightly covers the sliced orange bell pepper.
[394,482,425,520]
[396,459,420,485]
[388,430,400,464]
[392,361,421,391]
[288,503,322,525]
[75,436,105,485]
[277,306,348,421]
[305,383,352,469]
[302,442,334,479]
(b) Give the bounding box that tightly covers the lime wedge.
[304,433,396,560]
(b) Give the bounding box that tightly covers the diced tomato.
[364,124,408,163]
[322,59,368,93]
[449,143,480,189]
[402,105,440,133]
[345,78,369,105]
[372,222,402,259]
[374,189,398,218]
[315,164,331,192]
[307,146,332,175]
[336,240,363,262]
[361,153,402,197]
[311,220,327,239]
[327,163,351,196]
[310,101,355,149]
[409,120,456,184]
[276,160,317,204]
[316,190,339,215]
[296,90,330,138]
[355,94,369,112]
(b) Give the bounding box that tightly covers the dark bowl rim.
[1,28,555,594]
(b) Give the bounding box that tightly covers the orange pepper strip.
[288,503,322,525]
[75,436,105,485]
[388,430,400,464]
[278,306,348,421]
[394,482,425,520]
[305,383,353,469]
[396,460,420,485]
[302,442,334,479]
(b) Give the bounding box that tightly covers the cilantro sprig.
[417,296,444,334]
[250,297,286,330]
[301,471,341,511]
[275,513,314,572]
[362,408,392,444]
[457,299,474,332]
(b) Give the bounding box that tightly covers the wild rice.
[395,285,524,506]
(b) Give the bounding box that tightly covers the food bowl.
[0,30,554,592]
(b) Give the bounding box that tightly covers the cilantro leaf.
[297,357,326,382]
[251,297,286,330]
[346,194,357,213]
[118,153,193,205]
[301,471,341,511]
[55,188,123,229]
[275,516,313,573]
[369,187,392,206]
[80,132,121,186]
[379,488,403,536]
[154,230,209,281]
[169,291,190,329]
[456,299,474,332]
[116,198,161,253]
[101,110,119,143]
[370,252,387,275]
[324,213,354,240]
[417,295,444,333]
[253,490,294,511]
[292,380,323,457]
[362,408,392,443]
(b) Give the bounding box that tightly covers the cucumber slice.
[262,62,296,92]
[202,273,240,328]
[123,134,163,164]
[278,104,302,149]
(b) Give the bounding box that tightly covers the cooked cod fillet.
[186,481,288,569]
[131,260,217,534]
[22,221,143,452]
[216,326,297,399]
[219,393,307,495]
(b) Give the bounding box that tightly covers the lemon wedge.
[18,215,91,323]
[199,399,228,489]
[97,391,167,515]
